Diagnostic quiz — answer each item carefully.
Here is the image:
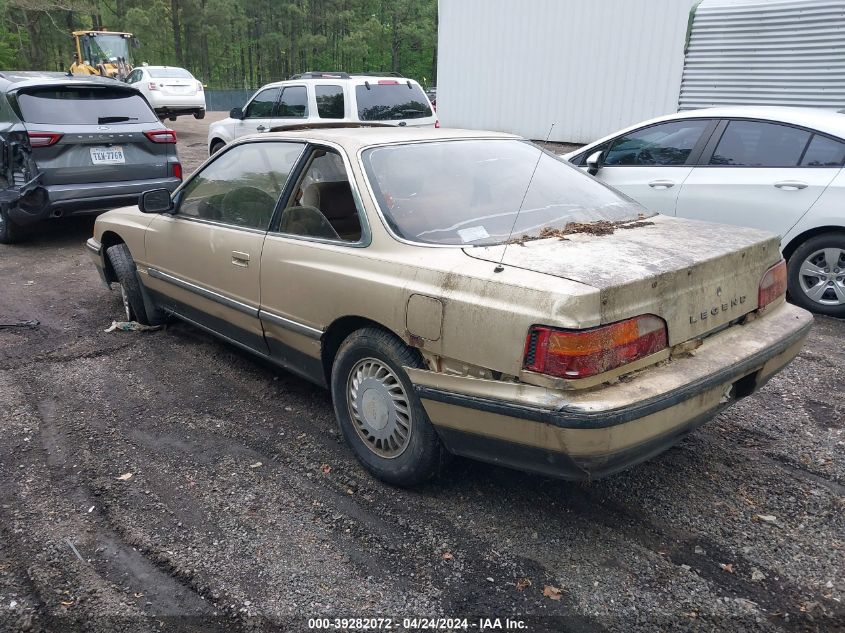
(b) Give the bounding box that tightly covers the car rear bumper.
[8,177,181,225]
[408,302,812,480]
[149,94,206,110]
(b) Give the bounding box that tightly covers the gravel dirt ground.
[0,114,843,633]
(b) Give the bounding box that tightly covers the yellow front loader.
[69,30,137,80]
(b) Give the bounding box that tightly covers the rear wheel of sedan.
[106,243,162,326]
[330,328,447,486]
[0,206,23,245]
[787,232,845,318]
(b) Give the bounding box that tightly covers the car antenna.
[494,123,555,273]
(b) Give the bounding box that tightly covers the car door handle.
[232,251,250,267]
[648,180,675,189]
[774,180,808,190]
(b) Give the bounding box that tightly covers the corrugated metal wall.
[680,0,845,109]
[437,0,698,143]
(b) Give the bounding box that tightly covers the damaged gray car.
[0,72,182,244]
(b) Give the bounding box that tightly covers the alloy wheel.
[798,247,845,306]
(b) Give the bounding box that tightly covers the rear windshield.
[148,68,193,79]
[362,139,647,246]
[15,87,157,125]
[355,83,432,121]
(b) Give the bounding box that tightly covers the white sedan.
[125,65,206,120]
[565,107,845,318]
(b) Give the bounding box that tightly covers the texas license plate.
[90,146,125,165]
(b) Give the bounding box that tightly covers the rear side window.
[604,120,711,166]
[316,85,344,119]
[710,120,811,167]
[355,83,432,121]
[245,87,280,118]
[800,135,845,167]
[148,68,192,79]
[14,87,157,124]
[278,86,308,118]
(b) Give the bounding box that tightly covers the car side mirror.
[230,107,244,120]
[586,150,604,176]
[139,188,174,214]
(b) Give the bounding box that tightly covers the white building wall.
[437,0,698,143]
[680,0,845,109]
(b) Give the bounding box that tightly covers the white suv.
[207,72,437,155]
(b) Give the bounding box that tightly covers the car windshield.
[148,68,192,79]
[361,139,648,246]
[81,34,130,64]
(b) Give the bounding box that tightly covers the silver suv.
[207,72,437,155]
[0,72,182,244]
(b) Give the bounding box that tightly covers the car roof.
[256,126,519,152]
[141,65,192,72]
[0,71,134,91]
[258,74,425,89]
[575,106,845,151]
[671,106,845,137]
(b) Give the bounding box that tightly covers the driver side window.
[178,141,305,230]
[604,120,711,166]
[245,87,280,119]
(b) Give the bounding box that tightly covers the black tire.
[209,139,225,155]
[106,243,162,325]
[0,206,24,245]
[330,328,447,486]
[168,116,177,122]
[787,232,845,318]
[194,109,206,120]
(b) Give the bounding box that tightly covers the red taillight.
[434,120,440,128]
[149,82,158,91]
[758,259,787,309]
[171,162,183,180]
[378,80,399,85]
[524,315,668,380]
[144,129,177,144]
[28,132,63,148]
[197,82,204,92]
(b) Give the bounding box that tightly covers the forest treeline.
[0,0,439,89]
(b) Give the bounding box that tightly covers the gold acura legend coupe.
[87,127,812,486]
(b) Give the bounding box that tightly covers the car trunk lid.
[14,84,170,185]
[27,122,171,185]
[465,215,782,345]
[154,77,197,96]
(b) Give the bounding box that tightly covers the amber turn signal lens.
[523,315,668,380]
[758,259,787,310]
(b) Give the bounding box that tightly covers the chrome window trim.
[268,139,373,249]
[147,268,258,317]
[162,214,268,235]
[258,309,322,340]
